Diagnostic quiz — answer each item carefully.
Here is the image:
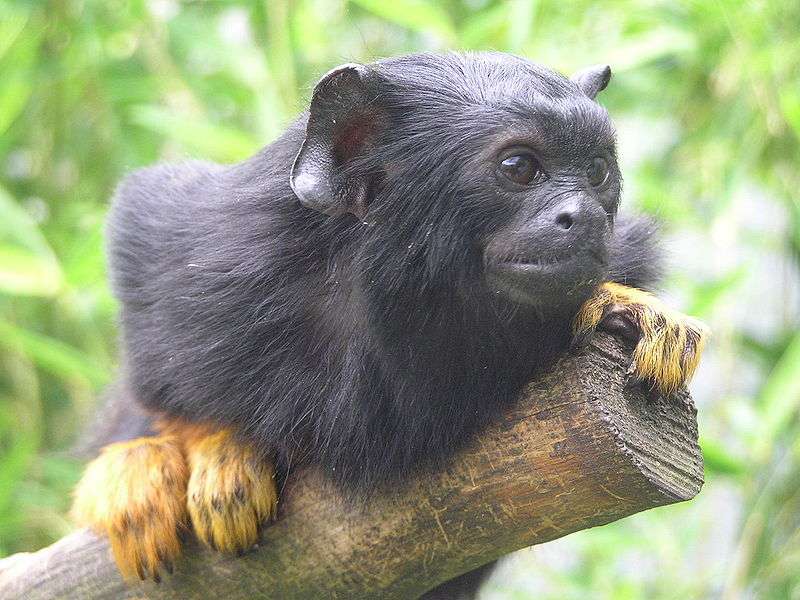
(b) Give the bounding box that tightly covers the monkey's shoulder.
[110,160,224,217]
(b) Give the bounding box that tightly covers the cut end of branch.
[577,335,704,503]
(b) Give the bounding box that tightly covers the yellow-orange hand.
[574,282,709,394]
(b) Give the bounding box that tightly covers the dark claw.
[623,374,641,392]
[644,383,662,403]
[153,570,161,584]
[570,328,594,352]
[625,359,636,378]
[624,375,661,402]
[233,482,246,504]
[598,304,640,346]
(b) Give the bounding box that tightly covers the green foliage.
[0,0,797,596]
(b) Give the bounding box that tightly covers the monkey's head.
[291,53,620,319]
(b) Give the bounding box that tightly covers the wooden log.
[0,334,703,599]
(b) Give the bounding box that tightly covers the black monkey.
[72,52,707,595]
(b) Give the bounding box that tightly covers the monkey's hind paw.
[574,282,709,395]
[185,429,278,554]
[71,436,189,582]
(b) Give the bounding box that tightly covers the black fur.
[103,51,663,598]
[608,213,663,290]
[106,52,660,497]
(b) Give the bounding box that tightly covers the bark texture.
[0,334,704,599]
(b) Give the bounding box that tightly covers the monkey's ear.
[571,65,612,100]
[291,63,380,218]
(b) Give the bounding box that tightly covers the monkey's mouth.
[497,252,573,270]
[486,251,605,306]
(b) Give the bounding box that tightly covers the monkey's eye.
[587,157,610,187]
[498,152,546,186]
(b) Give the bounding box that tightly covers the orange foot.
[184,428,278,553]
[71,436,188,581]
[72,422,278,581]
[574,281,709,394]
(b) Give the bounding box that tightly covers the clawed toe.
[186,429,278,554]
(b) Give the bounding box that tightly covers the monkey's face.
[479,105,620,309]
[291,53,621,315]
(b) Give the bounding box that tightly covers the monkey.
[71,52,707,596]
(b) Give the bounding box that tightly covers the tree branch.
[0,334,703,599]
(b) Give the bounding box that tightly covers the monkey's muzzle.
[486,250,606,307]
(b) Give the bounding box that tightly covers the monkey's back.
[107,161,224,307]
[106,153,304,428]
[103,124,366,468]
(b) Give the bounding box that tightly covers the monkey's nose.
[555,211,575,230]
[547,201,606,243]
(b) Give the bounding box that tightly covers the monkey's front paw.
[574,282,709,395]
[186,429,278,554]
[72,437,188,581]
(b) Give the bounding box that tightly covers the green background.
[0,0,798,597]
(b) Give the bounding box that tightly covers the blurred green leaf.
[0,399,38,516]
[349,0,456,43]
[779,89,800,140]
[0,186,63,296]
[459,4,509,49]
[0,5,28,63]
[0,245,62,297]
[130,105,260,162]
[604,28,695,71]
[753,331,800,461]
[0,73,32,137]
[0,186,55,255]
[701,435,746,476]
[507,0,537,53]
[0,6,39,139]
[0,320,107,387]
[686,266,747,317]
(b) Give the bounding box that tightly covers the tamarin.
[72,52,707,597]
